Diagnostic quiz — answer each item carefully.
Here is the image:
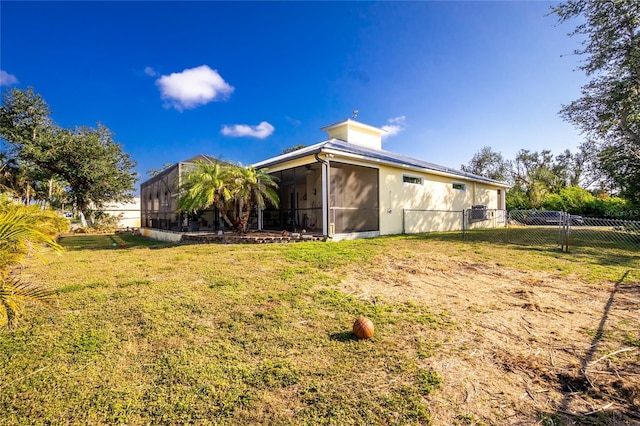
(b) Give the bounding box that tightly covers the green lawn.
[2,233,638,425]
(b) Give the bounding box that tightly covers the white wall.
[379,165,502,235]
[101,197,141,228]
[140,227,183,242]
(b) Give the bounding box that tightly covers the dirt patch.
[339,252,640,424]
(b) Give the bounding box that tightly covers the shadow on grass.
[59,233,177,251]
[329,331,359,342]
[552,270,640,424]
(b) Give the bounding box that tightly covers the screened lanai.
[262,161,379,235]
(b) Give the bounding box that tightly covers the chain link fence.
[507,210,640,253]
[402,208,640,254]
[564,216,640,252]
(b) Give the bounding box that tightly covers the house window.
[403,175,423,185]
[452,183,466,191]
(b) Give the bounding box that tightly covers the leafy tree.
[0,195,66,327]
[54,125,137,219]
[0,88,137,220]
[0,87,53,153]
[587,193,634,218]
[552,0,640,204]
[542,186,595,213]
[512,150,558,191]
[0,87,57,204]
[460,146,510,182]
[505,186,531,210]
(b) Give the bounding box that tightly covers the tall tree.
[55,125,137,218]
[0,87,57,204]
[460,146,510,182]
[0,88,137,219]
[552,0,640,204]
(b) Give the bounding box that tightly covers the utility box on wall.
[470,205,488,222]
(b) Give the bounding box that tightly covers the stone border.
[181,232,326,244]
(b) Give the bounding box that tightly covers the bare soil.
[340,251,640,425]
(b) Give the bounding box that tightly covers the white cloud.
[221,121,275,139]
[155,65,234,111]
[144,66,157,77]
[381,115,407,139]
[0,70,18,86]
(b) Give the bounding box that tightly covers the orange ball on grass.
[352,317,374,339]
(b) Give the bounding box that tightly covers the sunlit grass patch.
[2,233,638,424]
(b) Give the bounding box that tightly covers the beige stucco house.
[140,119,509,241]
[252,119,509,240]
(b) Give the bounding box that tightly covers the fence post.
[563,212,570,252]
[504,209,508,243]
[462,210,466,240]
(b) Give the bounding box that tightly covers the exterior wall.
[467,211,506,230]
[101,198,141,228]
[140,165,181,230]
[140,227,183,242]
[379,165,502,235]
[263,155,505,237]
[141,148,507,240]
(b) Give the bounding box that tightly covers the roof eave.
[251,142,327,169]
[251,140,510,188]
[319,147,511,188]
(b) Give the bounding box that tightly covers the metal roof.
[252,139,509,187]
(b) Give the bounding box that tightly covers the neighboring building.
[139,119,509,240]
[140,155,246,233]
[101,197,141,229]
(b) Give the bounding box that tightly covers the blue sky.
[1,1,586,184]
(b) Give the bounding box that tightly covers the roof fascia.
[251,143,325,169]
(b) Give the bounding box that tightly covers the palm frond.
[0,275,56,328]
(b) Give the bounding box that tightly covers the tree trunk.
[215,201,234,229]
[25,183,31,205]
[79,211,88,228]
[48,177,53,205]
[241,201,252,233]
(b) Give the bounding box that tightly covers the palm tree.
[0,195,66,327]
[177,159,235,229]
[229,165,279,233]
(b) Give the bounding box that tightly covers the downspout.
[315,153,330,237]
